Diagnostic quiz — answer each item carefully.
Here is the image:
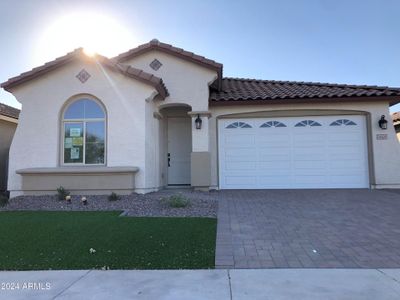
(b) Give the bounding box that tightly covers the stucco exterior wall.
[123,50,217,111]
[8,59,157,196]
[209,101,400,189]
[0,119,17,191]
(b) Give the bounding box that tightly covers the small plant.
[56,186,70,201]
[164,193,190,208]
[108,192,120,201]
[0,194,9,207]
[81,196,88,205]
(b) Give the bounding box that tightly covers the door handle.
[168,153,170,167]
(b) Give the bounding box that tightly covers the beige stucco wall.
[123,50,217,112]
[209,101,400,189]
[0,118,17,191]
[8,58,157,197]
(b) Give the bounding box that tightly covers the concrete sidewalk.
[1,269,400,299]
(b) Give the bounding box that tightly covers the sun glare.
[34,12,137,65]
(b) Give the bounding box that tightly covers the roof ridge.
[114,39,223,68]
[223,77,400,91]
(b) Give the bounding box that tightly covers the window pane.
[85,121,105,164]
[64,123,83,163]
[85,143,105,164]
[64,100,85,119]
[86,121,105,143]
[84,99,105,119]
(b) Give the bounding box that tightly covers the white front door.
[218,115,369,189]
[167,118,192,185]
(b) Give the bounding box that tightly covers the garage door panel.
[225,161,258,170]
[225,148,257,157]
[258,161,291,170]
[258,147,291,156]
[257,134,290,146]
[329,160,365,169]
[224,135,255,146]
[258,176,292,187]
[224,176,257,186]
[294,175,327,184]
[218,115,369,189]
[294,160,326,169]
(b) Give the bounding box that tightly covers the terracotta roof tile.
[210,77,400,104]
[1,48,169,99]
[0,102,20,119]
[392,112,400,122]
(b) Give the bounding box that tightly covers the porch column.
[189,111,211,191]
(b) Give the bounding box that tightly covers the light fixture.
[378,115,388,130]
[195,114,202,129]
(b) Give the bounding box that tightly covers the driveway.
[215,189,400,269]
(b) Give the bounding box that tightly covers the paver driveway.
[215,189,400,269]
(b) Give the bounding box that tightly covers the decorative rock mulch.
[1,189,218,218]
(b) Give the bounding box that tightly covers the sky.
[1,0,400,112]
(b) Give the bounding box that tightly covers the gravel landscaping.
[1,189,217,218]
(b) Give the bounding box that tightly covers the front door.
[167,117,192,185]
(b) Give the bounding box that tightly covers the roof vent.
[150,38,159,43]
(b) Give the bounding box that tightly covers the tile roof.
[392,112,400,122]
[1,48,169,99]
[114,39,223,90]
[210,78,400,104]
[0,102,20,119]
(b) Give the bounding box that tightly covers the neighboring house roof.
[210,77,400,105]
[392,112,400,122]
[114,39,223,90]
[0,102,20,119]
[0,48,169,99]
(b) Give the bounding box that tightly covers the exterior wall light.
[378,115,388,130]
[195,114,202,129]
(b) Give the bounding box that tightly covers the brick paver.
[215,189,400,269]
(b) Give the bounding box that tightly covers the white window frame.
[61,98,107,166]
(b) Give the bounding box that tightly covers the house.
[0,103,19,192]
[392,112,400,141]
[2,39,400,197]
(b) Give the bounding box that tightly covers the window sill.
[16,166,139,175]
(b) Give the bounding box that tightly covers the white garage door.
[218,115,369,189]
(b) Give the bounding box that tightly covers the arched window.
[295,120,322,127]
[226,121,252,129]
[260,121,287,128]
[62,98,106,165]
[330,119,357,126]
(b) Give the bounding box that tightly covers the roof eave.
[209,95,400,106]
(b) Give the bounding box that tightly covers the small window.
[226,121,252,129]
[62,98,106,165]
[330,119,357,126]
[260,121,287,128]
[295,120,322,127]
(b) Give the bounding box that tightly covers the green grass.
[0,211,216,270]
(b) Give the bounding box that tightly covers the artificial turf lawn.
[0,211,217,270]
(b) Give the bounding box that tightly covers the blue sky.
[1,0,400,111]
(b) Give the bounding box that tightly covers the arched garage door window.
[62,98,106,165]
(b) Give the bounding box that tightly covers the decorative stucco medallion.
[76,69,91,83]
[149,59,162,71]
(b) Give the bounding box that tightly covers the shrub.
[0,194,8,207]
[164,194,190,208]
[108,192,120,201]
[56,186,70,201]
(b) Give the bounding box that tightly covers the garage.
[218,115,369,189]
